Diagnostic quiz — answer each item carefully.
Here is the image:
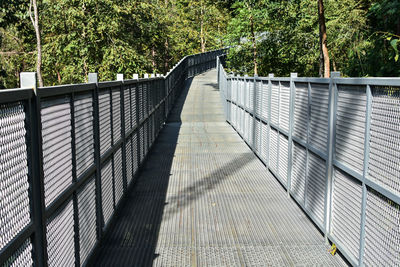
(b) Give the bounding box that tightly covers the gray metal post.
[305,82,312,207]
[22,72,48,266]
[252,76,258,149]
[89,73,98,83]
[287,73,297,196]
[324,71,340,238]
[20,72,37,90]
[358,84,372,265]
[90,72,104,240]
[267,74,274,168]
[120,77,128,194]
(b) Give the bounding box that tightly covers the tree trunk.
[30,0,43,87]
[200,6,205,52]
[152,46,156,73]
[164,38,169,73]
[318,0,330,78]
[250,15,258,76]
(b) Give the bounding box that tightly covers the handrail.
[0,48,226,267]
[217,55,400,267]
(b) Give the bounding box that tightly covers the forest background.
[0,0,399,88]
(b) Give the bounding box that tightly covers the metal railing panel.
[218,55,400,266]
[0,49,225,267]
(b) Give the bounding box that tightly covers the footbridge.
[0,50,399,266]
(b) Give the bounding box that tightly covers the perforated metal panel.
[138,84,143,121]
[78,177,97,265]
[249,80,254,112]
[1,239,33,267]
[278,133,288,184]
[363,188,400,266]
[144,122,149,156]
[230,104,236,126]
[309,83,329,154]
[279,82,290,132]
[143,83,148,117]
[0,103,31,250]
[293,82,308,142]
[74,94,94,178]
[269,128,278,173]
[331,168,362,261]
[140,127,145,163]
[99,91,112,155]
[256,80,262,116]
[244,112,249,141]
[46,200,75,267]
[239,80,244,106]
[291,142,306,203]
[368,86,400,194]
[306,152,326,225]
[254,119,260,153]
[261,122,268,161]
[112,89,121,143]
[261,81,269,120]
[132,132,138,174]
[124,88,132,133]
[271,82,279,125]
[131,85,137,128]
[249,114,254,145]
[114,148,123,205]
[101,159,113,226]
[41,97,73,207]
[335,85,366,174]
[126,138,133,185]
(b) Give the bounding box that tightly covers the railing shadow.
[90,77,192,266]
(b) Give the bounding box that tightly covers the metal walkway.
[93,70,346,266]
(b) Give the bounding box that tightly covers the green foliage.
[0,0,229,88]
[1,0,399,88]
[226,0,400,77]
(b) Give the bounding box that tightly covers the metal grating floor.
[92,70,347,266]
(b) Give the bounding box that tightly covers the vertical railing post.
[89,72,104,239]
[358,83,372,265]
[252,75,258,149]
[267,74,274,168]
[287,73,297,196]
[324,71,340,238]
[22,72,48,266]
[118,74,128,193]
[70,90,81,265]
[305,82,312,207]
[217,56,220,87]
[135,79,141,170]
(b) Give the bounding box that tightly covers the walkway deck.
[93,70,346,266]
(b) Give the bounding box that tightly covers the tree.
[29,0,43,86]
[226,0,268,76]
[318,0,329,78]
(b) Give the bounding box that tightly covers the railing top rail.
[0,88,33,103]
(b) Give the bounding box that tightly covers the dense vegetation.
[0,0,399,88]
[225,0,400,77]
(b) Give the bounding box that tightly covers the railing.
[217,56,400,266]
[0,49,225,267]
